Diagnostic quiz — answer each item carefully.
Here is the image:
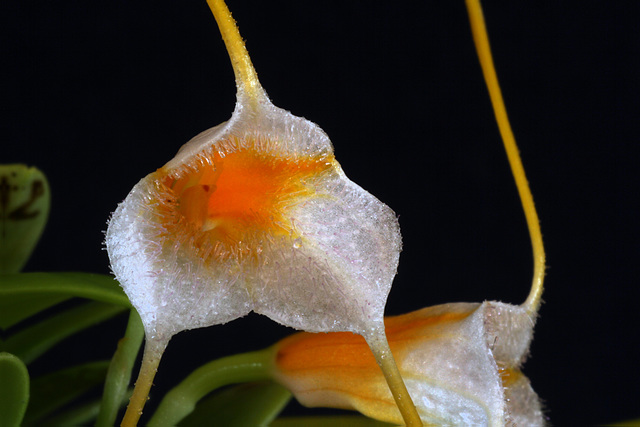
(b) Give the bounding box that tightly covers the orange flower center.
[157,142,334,262]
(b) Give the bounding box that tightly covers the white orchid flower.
[106,0,420,424]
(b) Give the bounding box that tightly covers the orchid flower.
[106,0,420,425]
[273,301,543,425]
[151,300,543,425]
[270,0,547,425]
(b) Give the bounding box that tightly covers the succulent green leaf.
[41,398,102,427]
[45,392,128,427]
[2,301,127,364]
[178,382,291,427]
[0,293,70,330]
[149,349,274,426]
[0,165,50,273]
[0,352,30,427]
[0,272,131,309]
[22,360,110,426]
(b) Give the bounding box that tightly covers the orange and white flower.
[106,0,419,425]
[105,15,400,348]
[273,301,544,426]
[106,91,401,341]
[106,2,419,425]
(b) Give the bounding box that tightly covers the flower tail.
[365,328,423,426]
[121,337,168,427]
[465,0,546,316]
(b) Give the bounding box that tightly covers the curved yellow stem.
[206,0,265,103]
[465,0,546,316]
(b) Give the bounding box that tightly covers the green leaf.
[42,398,102,426]
[45,389,131,427]
[0,352,30,427]
[0,272,131,308]
[608,419,640,426]
[271,415,392,426]
[2,300,127,364]
[179,381,291,427]
[96,310,144,427]
[0,292,70,330]
[0,164,50,274]
[47,388,133,427]
[149,348,274,426]
[23,360,110,426]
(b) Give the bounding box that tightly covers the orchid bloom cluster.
[107,0,546,425]
[106,0,420,424]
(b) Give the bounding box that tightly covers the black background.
[3,1,639,424]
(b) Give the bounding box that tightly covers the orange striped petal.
[273,302,543,426]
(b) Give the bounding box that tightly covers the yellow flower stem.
[120,337,168,427]
[365,330,423,426]
[465,0,546,316]
[206,0,265,104]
